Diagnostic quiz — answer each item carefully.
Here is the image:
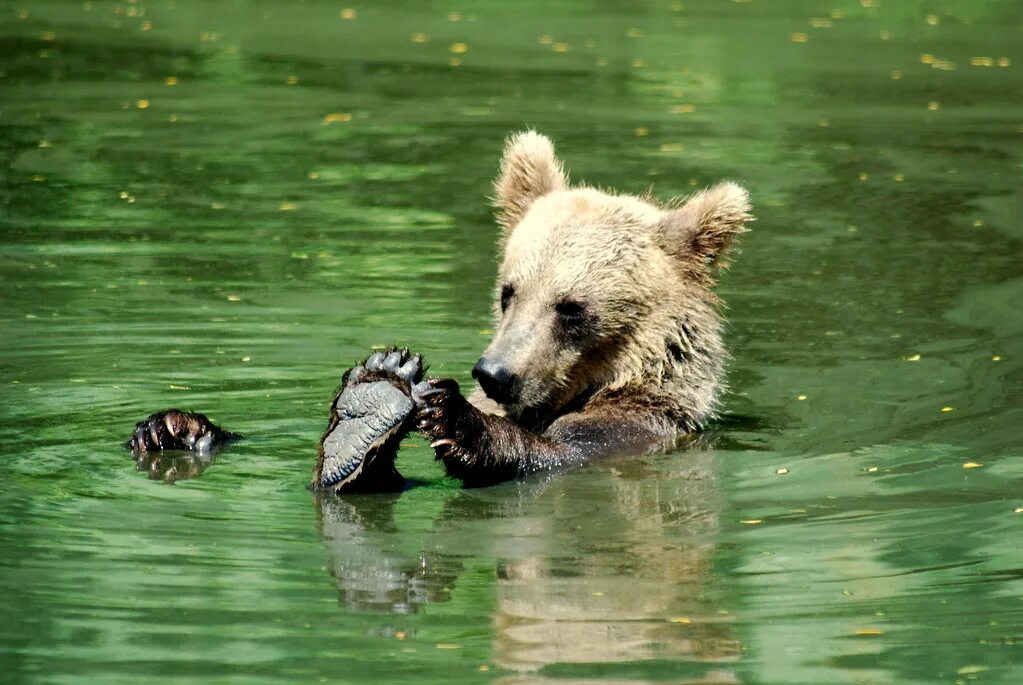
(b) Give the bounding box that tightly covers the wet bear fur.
[412,131,752,486]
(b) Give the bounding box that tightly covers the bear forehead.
[501,188,668,292]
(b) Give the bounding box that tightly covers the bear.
[126,131,752,491]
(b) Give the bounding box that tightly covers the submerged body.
[127,132,752,491]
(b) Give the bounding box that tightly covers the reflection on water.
[318,450,737,678]
[2,0,1022,683]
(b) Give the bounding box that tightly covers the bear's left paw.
[413,378,474,463]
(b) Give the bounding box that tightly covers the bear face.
[475,132,751,424]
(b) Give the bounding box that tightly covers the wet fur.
[416,131,752,486]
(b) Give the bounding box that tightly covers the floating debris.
[670,104,696,113]
[789,33,808,43]
[279,202,297,211]
[669,616,692,624]
[797,394,807,401]
[323,112,352,124]
[165,76,178,86]
[241,356,251,363]
[865,466,879,473]
[906,354,921,361]
[537,34,553,45]
[411,33,429,43]
[776,467,789,475]
[962,462,982,469]
[893,173,904,182]
[926,14,940,25]
[227,295,241,302]
[941,406,955,413]
[891,70,903,80]
[927,101,940,111]
[136,99,150,109]
[450,42,468,54]
[992,355,1001,362]
[970,56,995,67]
[740,519,763,525]
[634,127,649,137]
[435,643,460,650]
[659,143,683,153]
[286,75,299,85]
[855,628,885,636]
[339,8,356,20]
[553,42,569,53]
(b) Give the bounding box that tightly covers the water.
[1,1,1021,683]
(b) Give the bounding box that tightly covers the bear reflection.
[316,442,741,680]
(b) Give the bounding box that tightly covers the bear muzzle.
[472,356,521,406]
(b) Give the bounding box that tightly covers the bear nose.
[472,357,520,405]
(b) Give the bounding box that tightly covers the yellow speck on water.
[957,666,989,675]
[920,54,936,64]
[789,32,808,43]
[992,355,1001,362]
[926,14,940,25]
[776,467,790,475]
[164,76,177,86]
[450,42,468,54]
[307,171,320,180]
[797,394,807,400]
[670,104,696,113]
[448,57,462,67]
[1014,507,1023,513]
[435,643,460,650]
[866,466,879,473]
[17,8,28,19]
[659,143,684,153]
[962,462,982,469]
[447,11,462,21]
[906,354,921,361]
[38,140,52,148]
[941,406,955,413]
[31,175,45,182]
[478,328,494,335]
[891,70,903,80]
[932,59,956,71]
[323,112,352,124]
[592,591,605,596]
[553,42,569,53]
[169,384,190,390]
[860,0,878,7]
[973,219,984,227]
[740,519,763,525]
[879,30,891,40]
[339,8,356,20]
[810,18,832,29]
[211,202,225,210]
[669,617,692,623]
[136,99,150,109]
[817,118,830,127]
[928,101,940,111]
[141,21,153,31]
[119,191,129,199]
[286,75,299,85]
[168,114,178,123]
[279,202,297,211]
[241,356,251,363]
[537,34,553,45]
[634,127,649,137]
[998,57,1011,67]
[394,631,406,640]
[855,628,885,636]
[227,295,241,302]
[858,172,869,181]
[411,33,428,43]
[971,56,994,67]
[39,31,56,41]
[478,664,490,672]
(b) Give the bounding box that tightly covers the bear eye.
[555,298,587,322]
[500,283,514,312]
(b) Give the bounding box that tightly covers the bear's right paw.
[314,348,424,493]
[126,409,235,455]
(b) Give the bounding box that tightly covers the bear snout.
[472,357,521,405]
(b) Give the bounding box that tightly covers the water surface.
[2,1,1022,683]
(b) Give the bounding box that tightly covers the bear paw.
[413,378,474,464]
[126,409,235,455]
[315,348,424,493]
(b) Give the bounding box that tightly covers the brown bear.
[127,131,752,491]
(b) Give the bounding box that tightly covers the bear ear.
[492,130,569,231]
[656,182,752,279]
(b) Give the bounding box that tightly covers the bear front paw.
[315,348,424,493]
[126,409,235,454]
[413,378,475,463]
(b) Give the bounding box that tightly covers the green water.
[2,1,1022,683]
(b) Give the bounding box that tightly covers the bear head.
[473,131,751,423]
